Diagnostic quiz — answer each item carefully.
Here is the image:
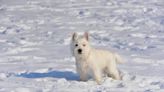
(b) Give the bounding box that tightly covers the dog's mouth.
[78,52,82,54]
[78,51,82,54]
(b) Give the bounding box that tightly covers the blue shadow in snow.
[17,70,79,81]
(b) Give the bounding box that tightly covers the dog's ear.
[72,32,78,41]
[84,32,89,41]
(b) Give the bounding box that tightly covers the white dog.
[71,32,122,84]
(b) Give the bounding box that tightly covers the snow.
[0,0,164,91]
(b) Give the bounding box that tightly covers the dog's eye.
[75,44,78,47]
[83,44,86,47]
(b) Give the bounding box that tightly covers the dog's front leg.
[76,63,88,81]
[79,72,88,81]
[93,70,102,84]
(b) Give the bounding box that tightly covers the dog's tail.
[114,53,124,64]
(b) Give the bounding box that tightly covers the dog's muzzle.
[78,49,82,54]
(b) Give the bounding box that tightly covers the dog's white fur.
[71,32,122,84]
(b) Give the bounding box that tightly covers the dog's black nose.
[78,49,82,54]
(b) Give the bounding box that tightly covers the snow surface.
[0,0,164,92]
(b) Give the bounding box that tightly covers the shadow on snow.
[17,70,79,81]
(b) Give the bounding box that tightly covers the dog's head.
[71,32,91,58]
